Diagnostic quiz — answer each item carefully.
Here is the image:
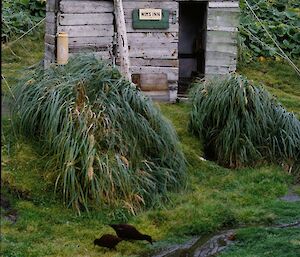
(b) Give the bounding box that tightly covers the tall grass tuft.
[12,55,186,214]
[189,74,300,179]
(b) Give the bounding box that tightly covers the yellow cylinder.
[57,32,69,65]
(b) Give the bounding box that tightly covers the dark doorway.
[178,2,207,96]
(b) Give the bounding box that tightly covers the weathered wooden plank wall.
[122,0,179,101]
[205,1,239,75]
[44,0,239,101]
[57,0,114,61]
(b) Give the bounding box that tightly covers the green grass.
[1,36,300,256]
[2,33,44,94]
[294,185,300,196]
[2,103,299,256]
[238,59,300,118]
[220,227,300,257]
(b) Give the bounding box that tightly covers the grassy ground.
[238,60,300,118]
[2,33,44,87]
[1,37,300,256]
[220,227,300,257]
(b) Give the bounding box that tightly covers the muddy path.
[144,220,300,257]
[143,187,300,257]
[145,229,236,257]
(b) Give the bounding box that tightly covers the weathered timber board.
[207,12,239,28]
[206,7,240,13]
[142,90,169,96]
[122,1,177,10]
[135,73,169,91]
[205,65,236,75]
[207,25,238,32]
[60,1,113,13]
[128,37,178,46]
[69,51,111,61]
[69,45,111,53]
[59,13,114,26]
[130,66,178,81]
[142,89,169,95]
[206,31,237,44]
[130,58,178,67]
[205,52,236,66]
[92,51,112,60]
[69,37,113,47]
[206,41,237,54]
[128,47,178,59]
[127,32,178,43]
[122,0,176,1]
[208,2,239,8]
[129,42,177,49]
[142,91,170,102]
[57,25,114,37]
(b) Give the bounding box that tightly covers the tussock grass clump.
[189,74,300,177]
[12,55,186,213]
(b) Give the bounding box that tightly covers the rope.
[3,17,46,48]
[244,0,300,77]
[240,27,285,59]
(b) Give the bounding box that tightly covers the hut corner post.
[44,0,59,68]
[114,0,131,82]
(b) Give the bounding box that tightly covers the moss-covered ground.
[1,37,300,256]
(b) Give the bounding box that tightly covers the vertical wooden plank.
[45,0,59,68]
[205,3,239,76]
[46,0,59,12]
[114,0,131,81]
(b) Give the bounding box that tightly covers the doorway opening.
[178,2,207,96]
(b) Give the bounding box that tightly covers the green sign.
[132,9,169,29]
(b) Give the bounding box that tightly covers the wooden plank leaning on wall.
[205,1,239,75]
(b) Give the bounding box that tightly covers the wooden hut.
[45,0,239,101]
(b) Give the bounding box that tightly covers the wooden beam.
[60,1,113,13]
[208,2,239,8]
[114,0,131,81]
[57,25,114,37]
[58,13,114,26]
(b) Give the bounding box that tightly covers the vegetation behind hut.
[2,0,46,42]
[239,0,300,62]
